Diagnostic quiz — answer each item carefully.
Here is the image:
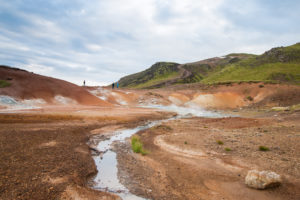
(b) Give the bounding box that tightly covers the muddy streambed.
[88,105,227,199]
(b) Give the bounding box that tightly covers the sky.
[0,0,299,86]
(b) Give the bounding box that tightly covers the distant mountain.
[118,43,300,88]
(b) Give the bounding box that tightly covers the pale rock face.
[245,170,282,189]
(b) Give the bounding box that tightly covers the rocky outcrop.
[245,170,282,189]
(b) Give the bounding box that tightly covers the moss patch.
[0,80,11,88]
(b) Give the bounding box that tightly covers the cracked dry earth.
[115,113,300,200]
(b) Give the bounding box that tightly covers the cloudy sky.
[0,0,299,86]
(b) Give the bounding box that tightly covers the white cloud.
[21,64,54,74]
[0,0,299,86]
[86,44,102,52]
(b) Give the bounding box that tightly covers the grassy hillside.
[119,62,180,88]
[202,63,300,84]
[177,54,255,84]
[118,43,300,88]
[202,43,300,84]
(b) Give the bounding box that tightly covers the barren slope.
[0,66,110,106]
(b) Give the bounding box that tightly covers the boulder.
[245,170,282,189]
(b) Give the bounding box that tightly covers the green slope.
[177,53,255,84]
[119,62,180,88]
[201,43,300,84]
[118,43,300,88]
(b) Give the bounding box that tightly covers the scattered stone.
[245,170,282,189]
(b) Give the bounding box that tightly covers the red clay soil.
[0,66,110,106]
[150,82,300,109]
[208,82,300,107]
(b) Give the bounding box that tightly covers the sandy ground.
[115,111,300,200]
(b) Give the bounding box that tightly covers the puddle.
[93,151,145,200]
[89,120,162,199]
[89,105,228,199]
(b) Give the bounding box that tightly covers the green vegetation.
[202,62,300,84]
[259,146,270,151]
[291,104,300,111]
[184,141,188,145]
[118,43,300,88]
[202,43,300,84]
[119,62,180,88]
[131,136,148,155]
[216,140,224,145]
[132,71,178,89]
[224,147,232,152]
[246,96,253,101]
[0,80,11,88]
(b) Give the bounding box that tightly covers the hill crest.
[118,43,300,88]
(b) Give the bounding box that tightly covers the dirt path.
[116,114,300,200]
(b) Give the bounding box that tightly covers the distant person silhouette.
[117,82,119,88]
[83,80,85,86]
[112,83,115,89]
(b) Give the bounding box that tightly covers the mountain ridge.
[118,43,300,88]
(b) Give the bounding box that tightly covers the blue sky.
[0,0,299,86]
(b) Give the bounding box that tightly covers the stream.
[88,105,227,199]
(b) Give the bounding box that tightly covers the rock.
[245,170,282,189]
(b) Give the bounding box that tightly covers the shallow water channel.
[88,105,226,199]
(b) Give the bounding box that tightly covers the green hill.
[119,62,180,88]
[118,43,300,88]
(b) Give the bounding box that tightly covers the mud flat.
[115,112,300,200]
[1,84,300,200]
[0,106,171,200]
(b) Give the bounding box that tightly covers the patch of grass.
[201,62,300,84]
[0,80,11,88]
[246,96,253,101]
[224,147,232,151]
[216,140,224,145]
[259,84,264,88]
[259,146,270,151]
[184,141,188,145]
[131,136,148,155]
[290,104,300,111]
